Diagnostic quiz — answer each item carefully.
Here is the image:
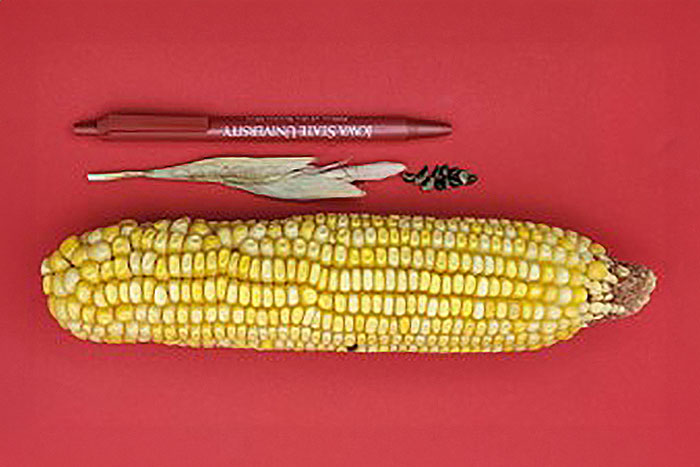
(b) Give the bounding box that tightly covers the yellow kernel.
[488,277,500,297]
[260,238,274,257]
[365,316,379,334]
[320,244,333,265]
[426,297,439,317]
[237,255,251,279]
[587,261,609,281]
[190,252,205,277]
[333,294,347,313]
[79,261,100,283]
[112,236,131,256]
[75,282,93,304]
[360,294,372,314]
[318,293,333,310]
[232,306,245,324]
[42,275,53,295]
[274,286,286,308]
[572,287,588,304]
[58,235,81,259]
[539,265,553,283]
[527,284,543,300]
[513,282,528,298]
[301,287,318,306]
[217,249,231,274]
[214,276,228,302]
[245,307,257,325]
[290,306,304,325]
[500,279,513,297]
[374,270,385,292]
[428,274,441,295]
[360,248,375,267]
[202,235,220,251]
[438,298,451,318]
[435,251,448,272]
[114,257,132,280]
[262,286,274,308]
[96,309,113,326]
[308,263,321,286]
[259,258,273,283]
[543,286,559,303]
[202,278,216,302]
[570,270,585,286]
[589,243,606,256]
[115,304,134,322]
[505,260,518,278]
[237,283,250,306]
[205,251,218,275]
[250,284,262,307]
[82,305,96,324]
[231,225,248,246]
[464,275,476,295]
[399,316,410,334]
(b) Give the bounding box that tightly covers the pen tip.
[410,120,452,138]
[73,120,98,136]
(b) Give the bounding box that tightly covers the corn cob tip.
[610,261,657,318]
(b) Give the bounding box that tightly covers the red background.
[1,0,698,465]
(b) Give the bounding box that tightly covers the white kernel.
[557,287,573,305]
[476,277,489,296]
[517,261,529,279]
[547,306,563,320]
[554,267,570,285]
[533,305,545,320]
[471,255,484,274]
[63,268,80,294]
[526,242,538,260]
[283,221,299,239]
[483,256,495,275]
[141,252,157,275]
[528,263,541,281]
[88,242,112,262]
[249,223,267,240]
[287,285,299,306]
[472,301,485,319]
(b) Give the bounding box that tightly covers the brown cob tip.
[610,261,657,318]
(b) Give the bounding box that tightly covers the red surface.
[1,1,698,465]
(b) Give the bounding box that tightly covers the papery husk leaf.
[88,156,404,200]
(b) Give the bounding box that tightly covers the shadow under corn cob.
[41,214,656,353]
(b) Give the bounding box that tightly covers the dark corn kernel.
[401,163,478,193]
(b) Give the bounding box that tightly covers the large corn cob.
[40,214,656,352]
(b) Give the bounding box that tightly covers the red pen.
[73,113,451,142]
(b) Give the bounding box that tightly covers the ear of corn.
[40,214,656,353]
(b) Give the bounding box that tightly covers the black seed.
[457,170,471,185]
[347,344,358,352]
[413,165,429,183]
[448,176,462,187]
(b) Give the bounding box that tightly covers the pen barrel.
[78,114,451,141]
[209,116,412,141]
